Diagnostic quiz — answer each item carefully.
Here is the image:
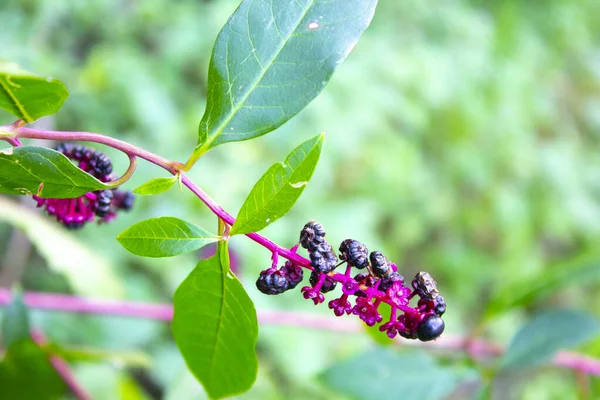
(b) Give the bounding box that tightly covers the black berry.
[256,270,289,295]
[280,262,304,290]
[369,251,393,280]
[416,315,445,342]
[434,295,446,316]
[309,271,337,293]
[119,192,135,210]
[412,272,439,301]
[94,190,114,217]
[299,220,326,250]
[354,272,377,297]
[309,242,338,273]
[89,150,113,179]
[339,239,369,269]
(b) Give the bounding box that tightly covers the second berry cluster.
[256,221,446,341]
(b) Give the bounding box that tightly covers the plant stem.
[31,330,92,400]
[2,289,600,376]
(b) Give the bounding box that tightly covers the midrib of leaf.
[208,247,228,383]
[0,75,32,123]
[202,0,315,149]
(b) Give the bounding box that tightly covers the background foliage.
[1,0,600,398]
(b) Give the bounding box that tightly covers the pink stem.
[30,330,91,400]
[1,289,599,376]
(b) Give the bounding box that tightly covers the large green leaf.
[484,253,600,319]
[0,62,68,123]
[172,241,258,399]
[117,217,220,258]
[1,289,30,348]
[194,0,378,154]
[320,348,473,400]
[501,309,600,370]
[0,197,124,298]
[231,134,323,235]
[0,340,66,400]
[133,176,177,196]
[0,146,107,198]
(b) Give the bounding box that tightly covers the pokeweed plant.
[0,0,446,398]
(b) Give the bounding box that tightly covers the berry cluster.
[256,221,446,341]
[32,143,135,229]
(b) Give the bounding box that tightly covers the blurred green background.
[1,0,600,399]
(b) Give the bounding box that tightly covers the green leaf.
[1,288,30,348]
[0,197,124,298]
[0,339,66,400]
[117,217,220,258]
[231,134,324,235]
[501,309,600,370]
[195,0,378,152]
[0,145,107,198]
[320,348,472,400]
[172,241,258,399]
[44,344,152,369]
[0,62,69,123]
[133,176,177,196]
[485,252,600,319]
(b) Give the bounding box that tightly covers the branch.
[31,330,91,400]
[1,289,599,376]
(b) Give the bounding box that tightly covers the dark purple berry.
[299,220,326,250]
[369,251,393,280]
[55,143,74,157]
[280,262,304,289]
[94,190,114,217]
[339,239,369,269]
[398,329,418,340]
[309,271,337,293]
[120,192,135,210]
[72,145,86,161]
[89,151,113,178]
[416,315,445,342]
[412,271,439,301]
[434,295,446,316]
[256,270,289,295]
[309,242,337,273]
[378,271,404,293]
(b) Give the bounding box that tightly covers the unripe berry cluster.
[256,221,446,341]
[32,143,135,229]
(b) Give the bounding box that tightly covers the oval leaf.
[133,176,177,196]
[196,0,378,152]
[0,340,66,399]
[485,253,600,320]
[0,62,68,123]
[231,133,323,235]
[172,242,258,399]
[0,146,107,198]
[501,309,600,370]
[117,217,219,258]
[320,348,472,400]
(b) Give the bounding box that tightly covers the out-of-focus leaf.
[172,241,258,399]
[117,217,219,258]
[501,309,600,370]
[0,62,68,123]
[231,134,324,235]
[1,288,30,347]
[0,339,66,400]
[194,0,378,153]
[0,197,124,298]
[133,176,177,196]
[119,374,150,400]
[485,253,600,319]
[0,146,107,198]
[45,344,152,369]
[319,348,471,400]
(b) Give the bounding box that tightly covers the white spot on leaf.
[266,218,271,223]
[290,181,308,189]
[308,21,320,30]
